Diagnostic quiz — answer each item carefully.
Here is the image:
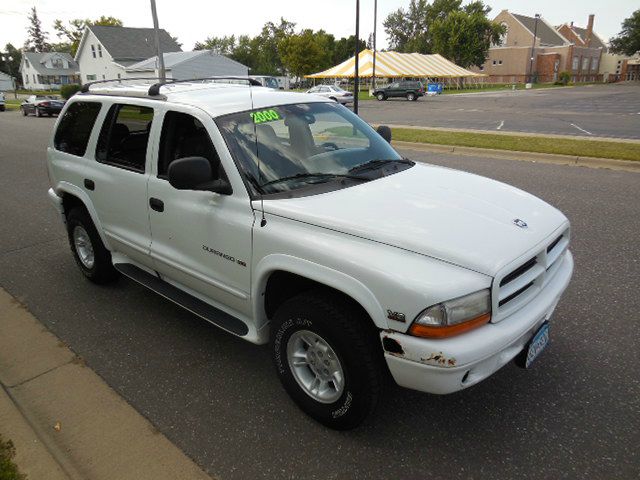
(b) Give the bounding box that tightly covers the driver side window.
[158,111,223,180]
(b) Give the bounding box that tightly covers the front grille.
[493,229,569,321]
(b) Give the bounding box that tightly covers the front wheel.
[22,107,28,116]
[376,92,386,101]
[270,290,383,430]
[407,92,416,101]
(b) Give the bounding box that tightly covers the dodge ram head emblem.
[513,219,528,229]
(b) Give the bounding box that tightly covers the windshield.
[216,102,406,196]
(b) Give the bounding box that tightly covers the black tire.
[270,290,383,430]
[0,105,5,112]
[407,92,416,101]
[66,207,119,284]
[376,92,386,101]
[22,107,28,116]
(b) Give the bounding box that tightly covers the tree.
[609,9,640,56]
[0,43,22,77]
[194,35,237,55]
[53,16,123,56]
[280,29,327,79]
[24,7,50,52]
[383,0,503,67]
[430,5,505,67]
[333,35,367,64]
[254,18,296,75]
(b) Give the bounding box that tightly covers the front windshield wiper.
[348,158,414,174]
[260,172,369,189]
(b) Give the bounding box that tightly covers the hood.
[259,163,568,276]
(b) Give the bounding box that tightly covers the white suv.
[46,79,573,429]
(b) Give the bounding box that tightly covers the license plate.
[525,322,550,368]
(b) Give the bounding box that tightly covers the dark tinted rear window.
[54,102,102,156]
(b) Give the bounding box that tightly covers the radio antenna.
[248,76,267,227]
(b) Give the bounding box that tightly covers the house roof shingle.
[89,25,182,63]
[571,26,607,49]
[512,13,568,46]
[20,52,78,75]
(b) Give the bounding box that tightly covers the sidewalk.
[0,287,214,480]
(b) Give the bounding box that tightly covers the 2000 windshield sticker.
[250,109,281,124]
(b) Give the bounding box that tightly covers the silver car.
[306,85,354,105]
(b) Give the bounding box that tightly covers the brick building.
[470,11,604,84]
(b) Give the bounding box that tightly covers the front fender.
[252,254,387,330]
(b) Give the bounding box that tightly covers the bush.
[0,435,27,480]
[60,84,82,100]
[557,71,571,86]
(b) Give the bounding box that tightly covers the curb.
[392,140,640,172]
[0,287,214,480]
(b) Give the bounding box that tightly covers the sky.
[0,0,636,54]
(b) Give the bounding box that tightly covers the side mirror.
[168,157,232,195]
[377,125,392,144]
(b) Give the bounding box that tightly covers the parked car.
[306,85,354,104]
[373,80,424,101]
[0,92,5,112]
[21,95,65,117]
[47,80,573,430]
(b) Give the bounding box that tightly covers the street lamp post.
[372,0,377,93]
[354,0,360,115]
[528,14,540,84]
[1,54,17,98]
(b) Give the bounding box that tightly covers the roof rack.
[79,76,262,99]
[147,76,261,96]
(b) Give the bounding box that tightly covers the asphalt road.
[358,83,640,140]
[1,112,639,480]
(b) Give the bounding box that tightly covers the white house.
[0,71,15,91]
[75,25,182,84]
[19,52,79,90]
[125,50,248,80]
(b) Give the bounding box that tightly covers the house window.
[479,65,484,71]
[572,56,579,70]
[582,57,589,71]
[25,75,29,84]
[492,60,497,65]
[33,74,36,83]
[51,58,63,68]
[117,73,121,79]
[86,74,97,81]
[498,60,503,65]
[591,57,599,71]
[91,45,96,58]
[98,45,103,58]
[25,59,30,68]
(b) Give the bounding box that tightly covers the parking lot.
[0,112,638,479]
[359,83,640,140]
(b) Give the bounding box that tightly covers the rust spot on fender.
[422,351,457,367]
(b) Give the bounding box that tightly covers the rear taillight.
[40,102,50,107]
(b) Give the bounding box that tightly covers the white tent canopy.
[306,49,484,79]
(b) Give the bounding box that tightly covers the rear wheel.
[270,290,383,430]
[376,92,386,101]
[22,107,28,116]
[407,92,417,101]
[66,207,119,284]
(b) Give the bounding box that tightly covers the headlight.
[409,290,491,339]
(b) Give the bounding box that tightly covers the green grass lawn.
[392,127,640,162]
[4,99,22,111]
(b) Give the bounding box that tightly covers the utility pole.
[150,0,166,83]
[372,0,377,93]
[354,0,360,115]
[528,14,540,84]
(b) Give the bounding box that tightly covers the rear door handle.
[84,179,95,191]
[149,197,164,212]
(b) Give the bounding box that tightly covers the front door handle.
[84,179,95,191]
[149,197,164,212]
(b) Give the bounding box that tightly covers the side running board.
[114,263,249,336]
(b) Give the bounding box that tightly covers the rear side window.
[54,102,102,156]
[96,104,154,172]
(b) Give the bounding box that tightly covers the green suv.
[374,80,424,101]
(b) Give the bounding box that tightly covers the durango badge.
[513,218,528,229]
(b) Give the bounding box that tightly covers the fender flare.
[253,254,387,330]
[54,182,112,250]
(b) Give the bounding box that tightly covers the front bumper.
[382,250,574,394]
